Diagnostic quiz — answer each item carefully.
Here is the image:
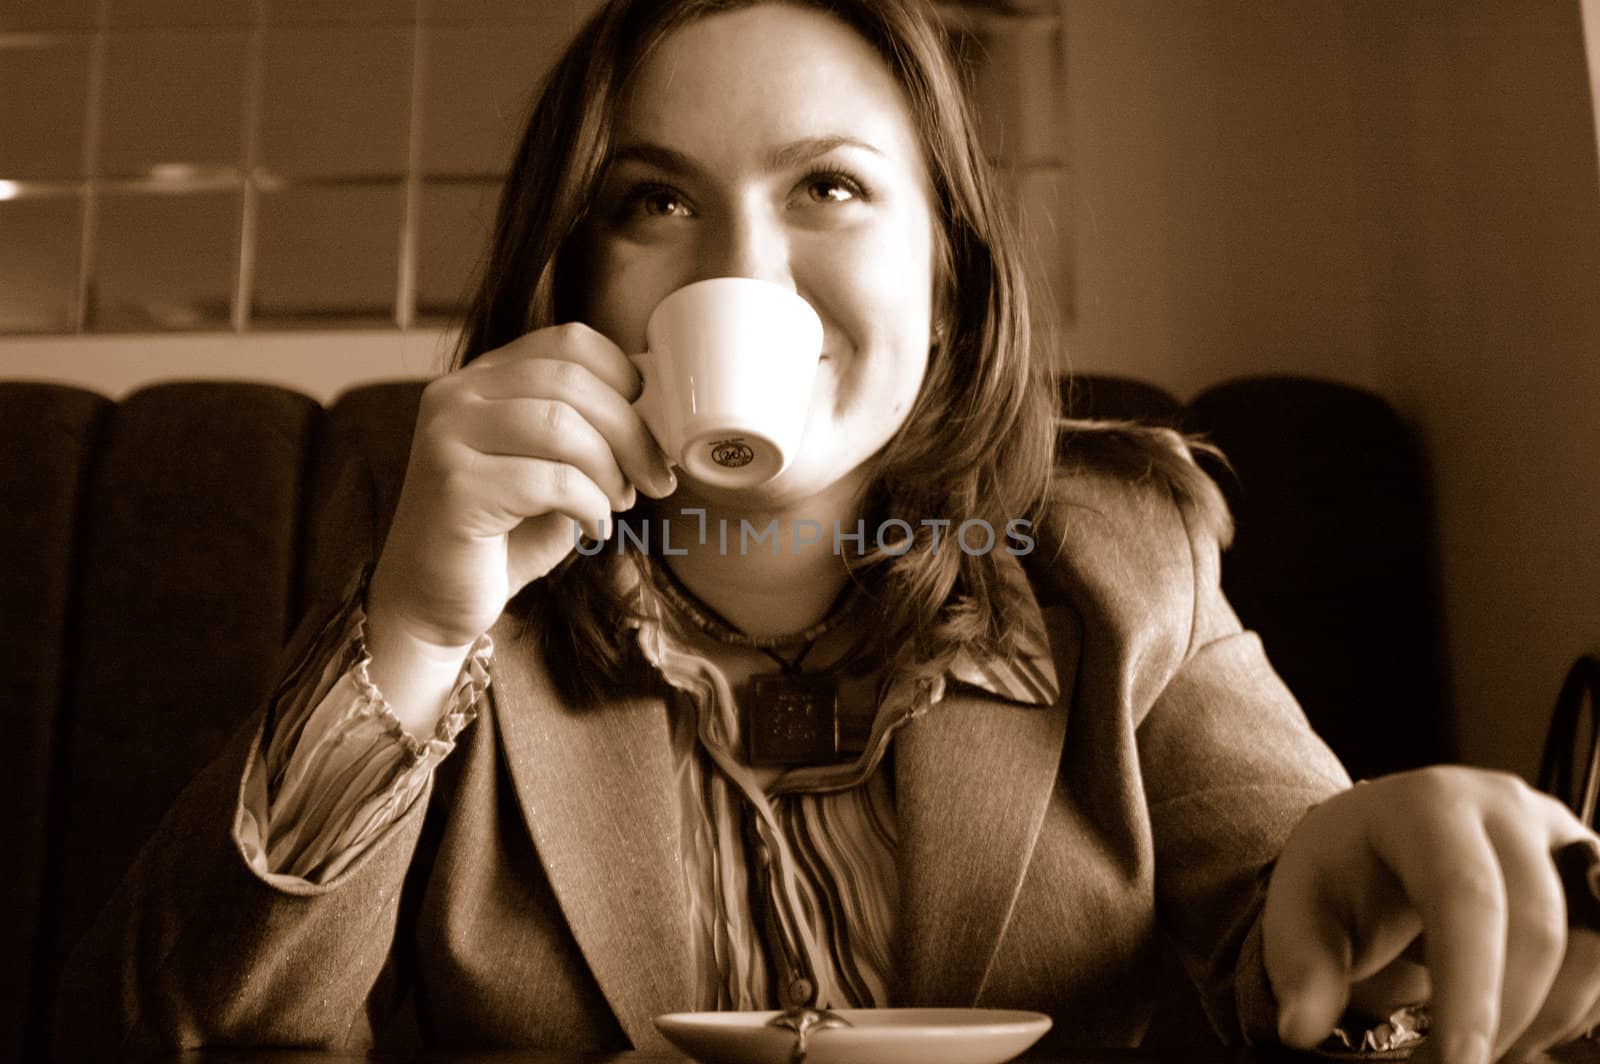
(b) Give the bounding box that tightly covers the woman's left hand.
[1262,765,1600,1063]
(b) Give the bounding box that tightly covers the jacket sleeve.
[1135,500,1352,1045]
[238,576,487,885]
[51,572,483,1055]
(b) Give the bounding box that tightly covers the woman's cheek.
[577,237,696,351]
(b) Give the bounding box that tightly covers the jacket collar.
[943,551,1060,707]
[486,610,693,1050]
[895,601,1077,1003]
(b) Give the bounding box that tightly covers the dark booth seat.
[0,373,1452,1060]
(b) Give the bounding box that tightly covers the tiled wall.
[0,0,1069,334]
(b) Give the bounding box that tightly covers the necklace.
[647,559,858,767]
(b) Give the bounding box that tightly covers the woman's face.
[578,3,939,509]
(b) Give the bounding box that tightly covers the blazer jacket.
[54,464,1351,1056]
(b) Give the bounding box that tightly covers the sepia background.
[2,0,1599,783]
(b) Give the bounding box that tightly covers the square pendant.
[747,673,838,766]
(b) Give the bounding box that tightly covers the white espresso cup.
[632,277,824,489]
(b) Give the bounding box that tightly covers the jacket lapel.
[486,612,692,1049]
[894,604,1080,1005]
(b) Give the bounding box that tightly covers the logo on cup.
[710,438,755,468]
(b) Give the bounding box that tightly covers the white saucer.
[653,1008,1053,1064]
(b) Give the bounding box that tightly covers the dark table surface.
[159,1042,1600,1064]
[161,1052,1332,1064]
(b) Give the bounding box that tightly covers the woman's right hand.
[364,323,676,725]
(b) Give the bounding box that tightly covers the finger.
[1373,812,1504,1064]
[1265,839,1423,1046]
[1262,848,1357,1047]
[457,396,636,513]
[473,321,642,401]
[1477,813,1570,1062]
[458,450,614,543]
[1503,928,1600,1059]
[469,353,675,498]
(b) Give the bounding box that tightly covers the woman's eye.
[801,170,866,205]
[617,184,691,221]
[641,189,689,216]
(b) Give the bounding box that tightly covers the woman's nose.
[694,208,794,289]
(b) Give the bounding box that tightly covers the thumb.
[1262,858,1356,1048]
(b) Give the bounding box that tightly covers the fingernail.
[657,469,677,496]
[1443,1031,1490,1064]
[621,485,638,511]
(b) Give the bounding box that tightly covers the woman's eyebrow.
[765,135,886,170]
[609,135,885,175]
[609,142,698,175]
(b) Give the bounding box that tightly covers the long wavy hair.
[451,0,1225,704]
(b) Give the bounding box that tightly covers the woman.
[56,0,1600,1058]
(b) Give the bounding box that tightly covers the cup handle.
[628,349,672,464]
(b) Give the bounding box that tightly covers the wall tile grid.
[0,0,1068,333]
